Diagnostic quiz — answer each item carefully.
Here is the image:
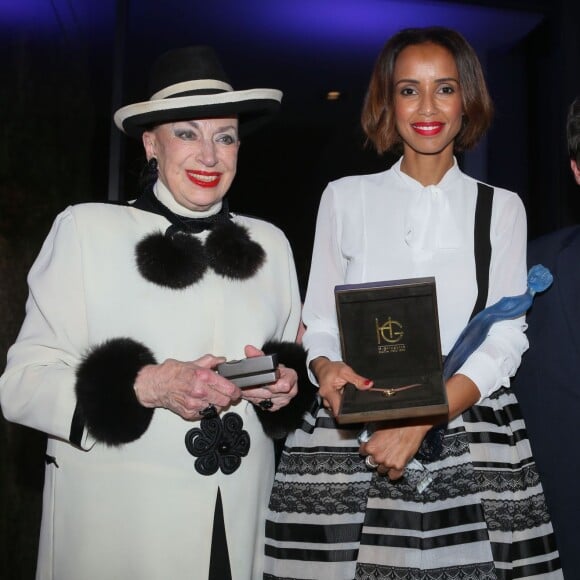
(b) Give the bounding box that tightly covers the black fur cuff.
[75,338,157,446]
[254,340,317,439]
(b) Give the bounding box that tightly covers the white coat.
[0,199,303,580]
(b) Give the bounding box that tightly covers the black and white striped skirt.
[264,388,562,580]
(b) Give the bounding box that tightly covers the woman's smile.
[143,117,239,211]
[186,170,222,188]
[393,43,463,160]
[411,122,445,136]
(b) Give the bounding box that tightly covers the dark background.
[1,0,579,577]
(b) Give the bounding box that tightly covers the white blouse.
[302,157,529,401]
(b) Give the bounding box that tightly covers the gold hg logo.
[376,317,406,353]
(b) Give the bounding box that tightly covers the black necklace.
[131,187,265,289]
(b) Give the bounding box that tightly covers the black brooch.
[184,412,251,475]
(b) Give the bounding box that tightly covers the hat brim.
[114,88,282,138]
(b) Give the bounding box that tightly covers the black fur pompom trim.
[75,338,157,446]
[206,222,265,280]
[254,340,317,439]
[136,231,207,288]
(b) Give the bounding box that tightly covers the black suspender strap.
[420,181,495,463]
[469,182,494,321]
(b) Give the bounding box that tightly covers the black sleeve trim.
[74,338,157,446]
[254,340,317,439]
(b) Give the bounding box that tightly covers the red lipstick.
[411,122,444,136]
[186,170,221,188]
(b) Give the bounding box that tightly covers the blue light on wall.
[211,0,544,52]
[0,0,114,42]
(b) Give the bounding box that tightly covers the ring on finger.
[365,455,379,469]
[258,399,273,410]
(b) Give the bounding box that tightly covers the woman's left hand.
[359,421,434,480]
[240,344,298,411]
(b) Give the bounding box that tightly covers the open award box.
[335,276,448,424]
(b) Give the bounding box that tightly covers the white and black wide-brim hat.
[114,45,282,138]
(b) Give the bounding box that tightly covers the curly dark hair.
[361,26,494,155]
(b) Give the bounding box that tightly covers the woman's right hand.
[133,355,242,420]
[359,421,433,480]
[311,357,373,416]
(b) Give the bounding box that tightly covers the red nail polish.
[364,379,371,386]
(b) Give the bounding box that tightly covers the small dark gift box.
[335,277,448,424]
[217,354,279,388]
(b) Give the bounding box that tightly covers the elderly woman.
[0,46,313,580]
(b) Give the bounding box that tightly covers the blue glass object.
[442,264,553,381]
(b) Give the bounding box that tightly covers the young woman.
[264,27,562,579]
